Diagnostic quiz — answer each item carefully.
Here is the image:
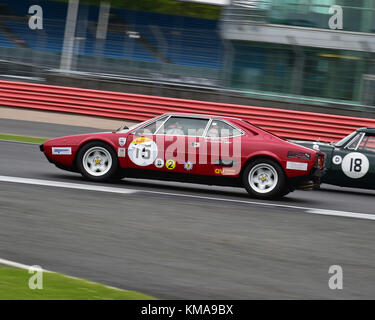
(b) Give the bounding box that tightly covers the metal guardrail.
[1,80,375,142]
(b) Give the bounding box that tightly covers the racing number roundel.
[128,137,158,167]
[166,159,176,170]
[341,152,369,179]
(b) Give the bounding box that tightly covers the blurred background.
[1,1,375,301]
[0,0,374,114]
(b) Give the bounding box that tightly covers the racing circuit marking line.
[0,257,50,272]
[139,189,375,221]
[0,139,40,145]
[1,175,375,221]
[0,257,126,291]
[0,175,137,195]
[306,209,375,221]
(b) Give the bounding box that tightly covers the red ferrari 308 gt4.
[40,113,325,199]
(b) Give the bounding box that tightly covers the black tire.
[242,158,287,199]
[76,141,118,182]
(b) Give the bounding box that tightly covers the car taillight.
[287,151,311,160]
[317,154,324,169]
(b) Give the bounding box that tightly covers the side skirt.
[119,169,242,187]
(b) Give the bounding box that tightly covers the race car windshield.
[335,131,358,147]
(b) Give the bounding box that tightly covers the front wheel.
[242,158,287,199]
[76,141,118,182]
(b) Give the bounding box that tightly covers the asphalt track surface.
[0,119,374,299]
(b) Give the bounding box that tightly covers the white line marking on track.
[0,175,137,195]
[141,189,375,221]
[0,257,126,291]
[0,258,51,272]
[306,209,375,221]
[0,175,374,221]
[0,139,40,145]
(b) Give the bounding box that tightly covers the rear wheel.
[242,158,287,199]
[76,141,118,182]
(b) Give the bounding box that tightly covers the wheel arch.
[74,138,119,169]
[240,153,285,180]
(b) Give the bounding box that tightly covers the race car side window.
[358,135,375,153]
[133,115,169,136]
[335,131,358,147]
[345,133,365,150]
[156,117,209,136]
[206,120,243,138]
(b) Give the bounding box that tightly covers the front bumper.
[39,143,53,164]
[40,143,77,172]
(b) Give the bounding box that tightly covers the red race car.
[40,113,325,199]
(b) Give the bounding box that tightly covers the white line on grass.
[0,258,51,272]
[0,257,126,291]
[0,175,374,221]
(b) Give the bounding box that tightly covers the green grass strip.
[0,267,156,300]
[0,134,48,144]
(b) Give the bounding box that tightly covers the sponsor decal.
[132,136,151,144]
[154,158,164,168]
[215,168,223,175]
[214,168,237,175]
[118,137,126,146]
[341,152,369,179]
[52,147,72,155]
[118,148,126,158]
[286,161,308,171]
[165,159,176,170]
[332,155,342,165]
[128,137,158,167]
[184,161,193,171]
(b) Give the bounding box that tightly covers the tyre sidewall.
[242,158,286,199]
[76,141,118,182]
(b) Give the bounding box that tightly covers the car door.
[353,134,375,188]
[327,132,375,188]
[203,119,244,177]
[154,115,211,174]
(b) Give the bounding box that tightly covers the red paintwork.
[42,113,323,180]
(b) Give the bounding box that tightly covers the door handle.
[191,142,200,148]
